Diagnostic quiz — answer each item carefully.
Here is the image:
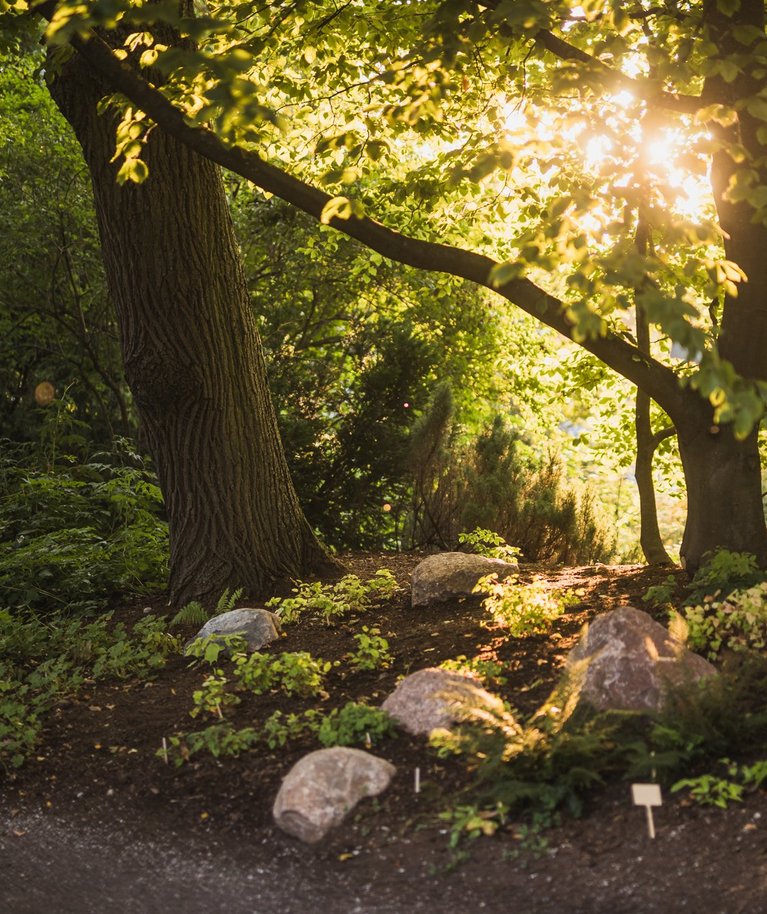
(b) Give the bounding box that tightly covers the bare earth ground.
[3,555,767,914]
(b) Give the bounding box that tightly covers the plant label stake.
[632,783,662,839]
[414,767,421,794]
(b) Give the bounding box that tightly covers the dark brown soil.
[3,555,767,914]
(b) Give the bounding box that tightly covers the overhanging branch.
[467,0,703,116]
[65,28,687,415]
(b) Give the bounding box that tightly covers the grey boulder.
[273,747,396,844]
[187,608,281,653]
[565,606,716,713]
[411,552,517,608]
[381,667,494,736]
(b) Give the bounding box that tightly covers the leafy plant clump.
[644,549,764,611]
[160,709,324,766]
[457,528,522,563]
[671,758,767,809]
[474,574,578,636]
[430,685,634,821]
[347,626,393,671]
[681,581,767,660]
[440,656,508,687]
[266,570,399,625]
[318,702,395,747]
[232,650,333,697]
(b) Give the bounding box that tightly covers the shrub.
[406,397,614,563]
[0,455,168,613]
[474,574,578,636]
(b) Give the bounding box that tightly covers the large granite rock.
[273,747,396,843]
[381,667,494,736]
[411,552,518,608]
[187,608,281,653]
[565,606,716,713]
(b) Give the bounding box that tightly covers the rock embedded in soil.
[187,608,281,653]
[273,747,396,844]
[381,667,495,736]
[411,552,518,608]
[565,605,717,713]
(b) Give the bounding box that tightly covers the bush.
[474,574,578,636]
[0,450,168,613]
[406,392,614,563]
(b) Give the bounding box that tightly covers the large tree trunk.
[676,408,767,570]
[49,54,333,605]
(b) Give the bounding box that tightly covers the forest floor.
[2,555,767,914]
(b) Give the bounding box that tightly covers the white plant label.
[631,783,662,839]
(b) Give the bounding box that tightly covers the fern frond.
[170,600,209,629]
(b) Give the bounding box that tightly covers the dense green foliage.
[0,47,626,562]
[0,52,129,441]
[0,436,168,614]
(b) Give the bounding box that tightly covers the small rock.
[381,667,494,736]
[273,747,395,844]
[565,606,717,712]
[411,552,517,608]
[186,608,281,653]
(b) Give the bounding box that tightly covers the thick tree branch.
[66,29,687,416]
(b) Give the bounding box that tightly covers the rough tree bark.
[49,53,333,606]
[676,411,767,568]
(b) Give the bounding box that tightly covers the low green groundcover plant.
[266,570,399,625]
[318,702,395,747]
[0,608,177,770]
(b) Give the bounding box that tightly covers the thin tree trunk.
[50,54,334,605]
[634,300,674,566]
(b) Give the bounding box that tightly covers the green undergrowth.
[266,570,400,624]
[433,649,767,849]
[0,608,178,770]
[643,549,767,662]
[160,701,395,766]
[160,570,401,765]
